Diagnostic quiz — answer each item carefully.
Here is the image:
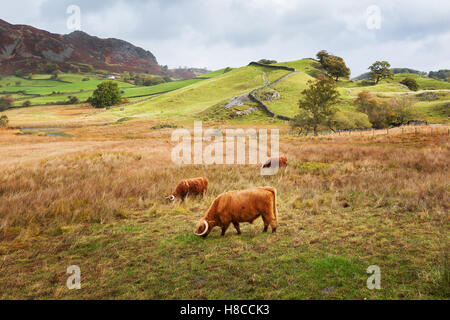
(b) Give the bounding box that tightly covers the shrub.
[388,96,418,126]
[68,96,79,104]
[22,100,31,107]
[400,77,419,91]
[82,78,90,81]
[142,75,165,86]
[15,70,25,77]
[258,59,277,65]
[0,95,13,111]
[330,110,371,130]
[151,122,179,130]
[0,114,8,127]
[51,70,59,80]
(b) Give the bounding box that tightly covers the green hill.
[3,58,449,125]
[102,64,292,120]
[94,58,450,124]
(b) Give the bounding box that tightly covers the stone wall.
[248,62,295,72]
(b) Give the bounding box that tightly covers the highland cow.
[194,186,278,238]
[261,156,288,169]
[167,177,208,202]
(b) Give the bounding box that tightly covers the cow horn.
[194,220,209,236]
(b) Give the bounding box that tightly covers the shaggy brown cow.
[261,156,288,169]
[194,186,278,238]
[167,177,208,202]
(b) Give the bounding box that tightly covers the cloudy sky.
[1,0,449,76]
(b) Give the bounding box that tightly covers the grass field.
[0,120,448,299]
[0,73,213,107]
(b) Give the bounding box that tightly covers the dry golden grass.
[0,121,448,299]
[3,104,109,128]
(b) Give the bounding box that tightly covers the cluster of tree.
[0,95,14,111]
[0,114,8,127]
[391,68,426,76]
[37,63,59,74]
[257,59,278,65]
[316,50,350,81]
[428,69,450,82]
[354,91,417,128]
[122,72,167,86]
[291,79,418,135]
[88,81,122,108]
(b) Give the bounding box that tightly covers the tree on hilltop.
[368,61,394,84]
[316,50,350,81]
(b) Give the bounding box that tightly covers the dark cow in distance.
[167,177,208,202]
[194,186,278,238]
[261,156,288,169]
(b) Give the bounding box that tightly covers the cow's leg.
[261,215,269,233]
[233,222,241,235]
[269,216,278,233]
[221,223,230,236]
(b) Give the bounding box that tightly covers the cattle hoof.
[272,229,277,233]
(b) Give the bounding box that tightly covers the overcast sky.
[1,0,449,76]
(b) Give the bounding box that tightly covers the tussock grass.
[0,127,448,299]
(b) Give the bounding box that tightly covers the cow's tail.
[263,186,277,221]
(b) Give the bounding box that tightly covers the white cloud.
[1,0,449,75]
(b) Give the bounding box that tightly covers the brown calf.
[194,186,278,238]
[167,177,208,202]
[261,156,288,169]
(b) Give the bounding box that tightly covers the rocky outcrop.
[0,19,165,75]
[222,64,298,120]
[247,70,298,120]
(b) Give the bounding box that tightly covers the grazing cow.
[166,177,208,202]
[194,186,278,238]
[261,156,288,169]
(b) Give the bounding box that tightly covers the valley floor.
[0,120,448,299]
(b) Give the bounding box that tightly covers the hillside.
[0,19,165,75]
[2,56,449,126]
[101,63,291,120]
[95,58,450,124]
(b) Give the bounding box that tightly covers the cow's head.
[165,194,176,202]
[194,218,212,238]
